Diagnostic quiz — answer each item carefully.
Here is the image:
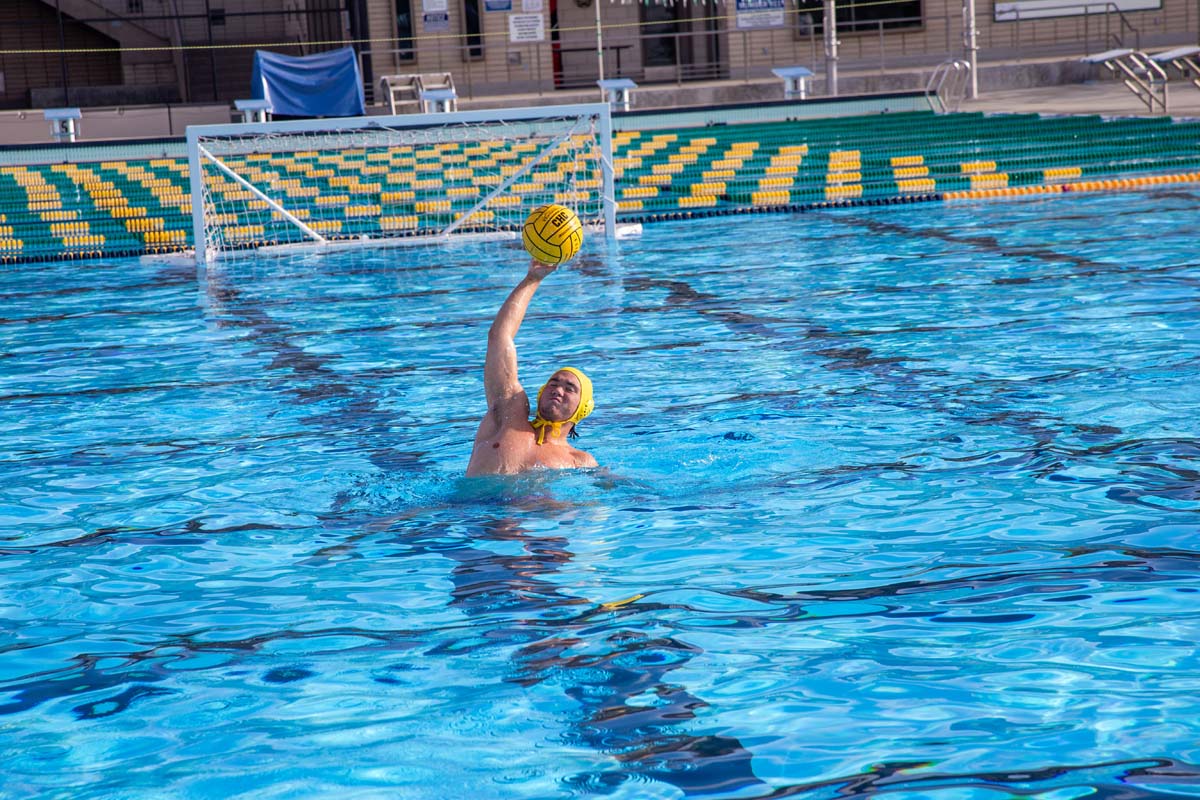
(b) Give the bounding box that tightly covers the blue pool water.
[3,190,1200,799]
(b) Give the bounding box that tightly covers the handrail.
[1115,50,1169,112]
[1114,8,1140,51]
[925,59,971,114]
[1000,1,1140,56]
[1084,48,1168,112]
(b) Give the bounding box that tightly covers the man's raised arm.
[483,259,557,413]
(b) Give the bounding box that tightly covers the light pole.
[54,0,70,106]
[964,0,979,98]
[595,0,605,98]
[824,0,838,96]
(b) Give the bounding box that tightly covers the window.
[794,0,921,36]
[641,2,683,68]
[395,0,415,60]
[462,0,483,60]
[127,0,144,12]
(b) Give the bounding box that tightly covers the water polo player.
[465,258,598,476]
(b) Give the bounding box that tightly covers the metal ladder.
[925,60,972,114]
[1082,49,1169,113]
[1151,46,1200,95]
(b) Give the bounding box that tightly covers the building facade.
[0,0,355,109]
[1,0,1195,110]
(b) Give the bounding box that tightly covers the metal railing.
[353,3,1152,104]
[925,58,972,112]
[1088,48,1168,112]
[5,0,1176,110]
[997,1,1141,56]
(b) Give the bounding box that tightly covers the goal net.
[185,103,615,263]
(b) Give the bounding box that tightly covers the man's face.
[538,370,582,422]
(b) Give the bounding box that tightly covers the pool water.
[3,191,1200,799]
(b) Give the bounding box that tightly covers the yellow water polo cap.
[531,366,594,445]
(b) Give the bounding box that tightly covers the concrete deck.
[448,55,1200,121]
[961,80,1200,118]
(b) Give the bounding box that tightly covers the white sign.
[424,11,450,31]
[521,0,543,12]
[423,0,447,12]
[736,0,785,28]
[508,13,545,42]
[994,0,1158,19]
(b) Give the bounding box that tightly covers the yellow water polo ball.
[522,203,583,265]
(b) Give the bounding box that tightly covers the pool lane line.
[944,170,1200,201]
[613,240,1146,503]
[299,504,772,797]
[203,267,436,477]
[618,216,1199,520]
[618,169,1200,225]
[0,257,442,717]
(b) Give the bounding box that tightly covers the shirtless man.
[465,258,598,477]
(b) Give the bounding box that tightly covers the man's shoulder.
[572,446,598,468]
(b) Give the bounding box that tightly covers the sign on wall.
[735,0,786,29]
[994,0,1159,21]
[422,0,450,31]
[423,12,450,31]
[508,13,545,42]
[485,0,513,11]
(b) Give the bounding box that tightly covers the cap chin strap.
[530,414,564,445]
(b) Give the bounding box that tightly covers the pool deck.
[467,48,1200,121]
[461,71,1200,123]
[962,81,1200,118]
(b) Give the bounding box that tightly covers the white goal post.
[185,103,616,264]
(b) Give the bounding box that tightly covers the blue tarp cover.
[251,47,365,118]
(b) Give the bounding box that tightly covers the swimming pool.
[3,190,1199,799]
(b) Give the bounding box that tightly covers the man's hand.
[527,258,557,281]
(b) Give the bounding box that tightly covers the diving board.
[1152,46,1200,94]
[1082,49,1168,113]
